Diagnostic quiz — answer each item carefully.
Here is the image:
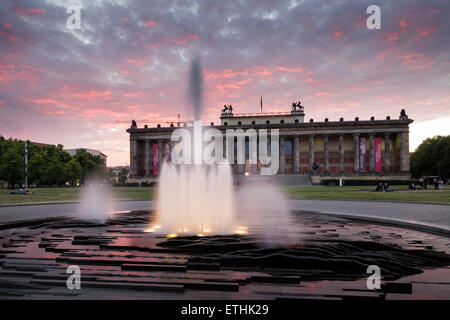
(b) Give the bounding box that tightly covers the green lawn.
[1,185,449,206]
[0,187,155,206]
[283,185,450,204]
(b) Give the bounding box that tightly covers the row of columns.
[279,132,409,174]
[130,139,165,176]
[131,131,409,176]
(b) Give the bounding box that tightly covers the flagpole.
[260,95,262,115]
[25,141,28,189]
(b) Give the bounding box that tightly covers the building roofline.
[220,111,304,118]
[127,118,414,133]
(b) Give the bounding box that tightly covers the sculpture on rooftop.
[399,109,409,120]
[291,101,304,112]
[221,104,233,114]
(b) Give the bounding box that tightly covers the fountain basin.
[0,210,449,299]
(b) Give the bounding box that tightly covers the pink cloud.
[14,5,46,16]
[58,86,112,99]
[385,32,399,43]
[333,31,343,40]
[123,91,146,97]
[0,64,41,85]
[143,20,156,27]
[415,25,435,37]
[277,66,303,73]
[126,57,149,65]
[400,53,435,70]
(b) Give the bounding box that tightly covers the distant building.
[29,141,55,147]
[109,165,129,182]
[127,102,412,184]
[110,165,129,176]
[65,148,107,167]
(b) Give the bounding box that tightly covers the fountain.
[76,182,115,222]
[153,58,237,236]
[156,164,236,235]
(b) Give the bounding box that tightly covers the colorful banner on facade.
[374,137,382,172]
[153,144,158,175]
[360,137,366,172]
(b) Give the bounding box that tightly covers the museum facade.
[127,103,413,183]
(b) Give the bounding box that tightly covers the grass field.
[0,185,449,206]
[282,185,450,204]
[0,187,155,205]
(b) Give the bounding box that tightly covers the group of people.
[414,177,446,190]
[374,182,393,192]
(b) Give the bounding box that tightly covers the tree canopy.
[0,137,107,188]
[410,135,450,179]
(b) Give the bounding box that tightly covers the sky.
[0,0,449,166]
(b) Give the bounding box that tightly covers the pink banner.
[360,137,366,172]
[374,137,382,172]
[153,144,158,175]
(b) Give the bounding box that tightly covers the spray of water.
[154,58,294,239]
[234,180,297,245]
[189,57,203,121]
[156,163,236,234]
[76,183,115,222]
[154,58,236,235]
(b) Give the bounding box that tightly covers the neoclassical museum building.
[127,102,412,183]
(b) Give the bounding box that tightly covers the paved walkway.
[287,199,450,234]
[0,199,448,233]
[0,201,154,224]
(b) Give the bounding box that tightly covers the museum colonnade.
[130,131,410,176]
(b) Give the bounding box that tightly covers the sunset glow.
[1,1,449,166]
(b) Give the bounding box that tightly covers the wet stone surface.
[0,210,449,300]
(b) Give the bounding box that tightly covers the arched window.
[295,119,299,123]
[252,120,256,125]
[238,121,242,125]
[266,120,270,124]
[224,122,228,126]
[280,120,284,124]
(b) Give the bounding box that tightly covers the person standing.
[434,178,439,190]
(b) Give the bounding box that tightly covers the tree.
[410,135,450,179]
[47,155,66,186]
[65,159,82,186]
[73,149,105,184]
[0,138,106,188]
[28,150,48,187]
[0,141,25,188]
[118,168,129,183]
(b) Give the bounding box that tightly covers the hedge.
[113,182,156,187]
[320,179,415,186]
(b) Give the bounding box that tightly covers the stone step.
[186,262,221,271]
[249,275,301,284]
[56,256,186,267]
[96,276,239,292]
[122,263,187,272]
[30,279,184,292]
[381,282,412,294]
[0,270,36,277]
